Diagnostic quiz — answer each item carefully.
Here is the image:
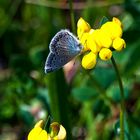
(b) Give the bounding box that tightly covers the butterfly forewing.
[45,30,83,73]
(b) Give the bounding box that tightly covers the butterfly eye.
[78,43,81,46]
[59,34,63,39]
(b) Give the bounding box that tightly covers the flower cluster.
[28,120,66,140]
[77,17,126,69]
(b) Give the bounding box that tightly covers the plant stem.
[68,0,76,34]
[111,56,125,140]
[47,70,72,139]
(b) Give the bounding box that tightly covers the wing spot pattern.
[45,30,83,73]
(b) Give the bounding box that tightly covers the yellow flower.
[49,122,66,140]
[76,17,125,70]
[77,17,91,39]
[87,29,112,53]
[28,120,48,140]
[112,17,122,27]
[82,52,97,69]
[99,48,112,61]
[96,30,112,48]
[87,29,99,54]
[101,17,122,40]
[28,120,66,140]
[112,37,126,51]
[80,32,90,52]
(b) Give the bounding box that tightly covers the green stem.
[111,56,125,140]
[68,0,76,34]
[47,70,72,139]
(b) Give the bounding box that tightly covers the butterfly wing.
[45,30,83,73]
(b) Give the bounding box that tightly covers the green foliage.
[72,87,98,102]
[99,16,109,27]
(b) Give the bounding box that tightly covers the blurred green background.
[0,0,140,140]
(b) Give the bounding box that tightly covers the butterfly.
[44,29,83,73]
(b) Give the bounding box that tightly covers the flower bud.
[34,120,44,128]
[112,17,122,27]
[82,52,97,69]
[112,37,126,51]
[77,17,91,39]
[99,48,112,61]
[28,120,66,140]
[50,122,60,138]
[49,123,66,140]
[57,125,66,140]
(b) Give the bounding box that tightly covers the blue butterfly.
[44,29,83,73]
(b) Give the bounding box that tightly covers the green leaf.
[44,115,52,132]
[10,54,32,74]
[124,40,140,76]
[92,99,110,116]
[128,115,140,139]
[72,87,98,102]
[92,66,116,89]
[107,79,132,103]
[29,46,46,68]
[0,103,15,119]
[99,16,109,27]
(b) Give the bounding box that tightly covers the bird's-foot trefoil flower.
[82,52,97,69]
[112,37,126,51]
[77,17,126,69]
[99,48,112,61]
[28,120,66,140]
[77,17,91,40]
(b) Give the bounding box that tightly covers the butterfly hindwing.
[45,51,75,73]
[45,30,83,73]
